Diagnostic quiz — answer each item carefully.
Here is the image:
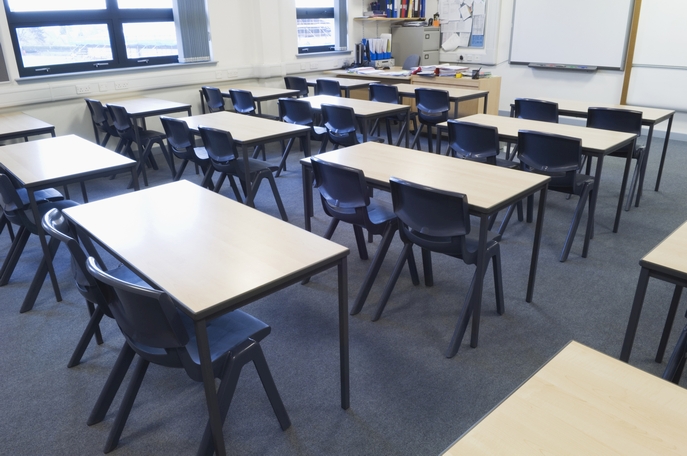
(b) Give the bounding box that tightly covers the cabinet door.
[422,29,440,51]
[421,51,439,65]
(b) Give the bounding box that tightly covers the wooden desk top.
[63,180,349,319]
[307,77,380,91]
[0,112,54,137]
[178,111,309,144]
[393,83,488,101]
[0,134,135,187]
[221,86,300,101]
[444,341,687,455]
[641,220,687,277]
[107,98,191,116]
[306,95,409,118]
[457,114,637,155]
[538,98,675,124]
[307,142,549,214]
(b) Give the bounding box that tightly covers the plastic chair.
[518,130,594,262]
[277,98,326,176]
[198,126,288,221]
[107,104,172,187]
[401,54,421,70]
[315,79,342,97]
[513,98,559,122]
[201,86,225,113]
[368,83,417,145]
[411,88,450,153]
[38,208,149,366]
[320,104,360,152]
[586,107,644,211]
[85,98,119,147]
[662,308,687,385]
[374,177,504,358]
[229,89,257,115]
[311,157,400,314]
[160,116,212,184]
[85,257,290,454]
[0,174,78,291]
[284,76,309,97]
[446,119,523,235]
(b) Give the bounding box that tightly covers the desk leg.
[620,267,650,362]
[582,155,605,257]
[482,94,489,114]
[361,118,369,143]
[30,189,62,302]
[634,123,654,207]
[129,164,140,191]
[526,186,548,303]
[654,114,674,192]
[613,141,634,233]
[302,163,313,232]
[338,257,350,409]
[195,321,226,456]
[242,144,255,207]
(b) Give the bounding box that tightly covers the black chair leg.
[370,242,413,320]
[88,343,136,425]
[353,223,397,315]
[492,248,505,315]
[422,248,433,287]
[20,236,61,313]
[560,184,591,262]
[68,305,106,368]
[250,344,291,430]
[173,160,190,181]
[656,285,683,363]
[103,357,150,453]
[662,322,687,384]
[0,226,30,286]
[276,138,295,177]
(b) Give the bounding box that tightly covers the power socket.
[76,85,92,94]
[115,81,129,90]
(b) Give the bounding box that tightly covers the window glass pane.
[117,0,172,8]
[297,18,335,49]
[295,0,334,6]
[16,24,112,68]
[7,0,106,12]
[122,22,177,59]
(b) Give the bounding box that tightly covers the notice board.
[509,0,634,70]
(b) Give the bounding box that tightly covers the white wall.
[0,0,684,141]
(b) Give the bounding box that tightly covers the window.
[296,0,347,55]
[3,0,207,77]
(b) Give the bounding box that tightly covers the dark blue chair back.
[415,88,450,124]
[369,83,399,104]
[517,130,582,187]
[513,98,559,122]
[446,120,500,164]
[201,86,225,112]
[315,79,341,97]
[198,126,238,164]
[229,89,256,115]
[311,157,370,222]
[321,104,359,147]
[284,76,309,97]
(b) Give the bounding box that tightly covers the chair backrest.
[321,104,358,147]
[586,107,642,136]
[279,97,314,127]
[85,98,114,131]
[446,120,500,164]
[229,89,256,115]
[106,104,135,137]
[369,83,399,104]
[42,208,111,306]
[402,54,421,70]
[201,86,225,112]
[160,116,194,157]
[198,126,239,163]
[390,177,470,255]
[86,256,189,350]
[415,88,450,123]
[315,79,341,97]
[311,157,371,222]
[0,173,26,214]
[517,130,582,185]
[513,98,559,123]
[284,76,309,97]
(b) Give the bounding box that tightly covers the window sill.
[296,50,352,58]
[15,60,217,83]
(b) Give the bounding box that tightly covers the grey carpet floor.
[1,132,686,455]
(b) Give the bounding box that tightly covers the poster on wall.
[439,0,486,52]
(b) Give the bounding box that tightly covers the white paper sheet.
[457,17,473,33]
[458,32,471,47]
[472,0,485,16]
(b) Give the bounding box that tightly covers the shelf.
[354,17,426,21]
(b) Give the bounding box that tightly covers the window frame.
[296,0,347,55]
[3,0,179,77]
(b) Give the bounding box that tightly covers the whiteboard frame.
[508,0,635,71]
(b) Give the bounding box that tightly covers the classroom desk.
[306,77,379,98]
[301,142,550,356]
[306,95,410,147]
[108,98,191,182]
[0,112,55,142]
[198,86,300,115]
[444,114,637,247]
[177,111,310,205]
[0,135,138,304]
[443,341,687,455]
[518,98,676,201]
[63,180,350,456]
[325,67,412,84]
[621,219,687,363]
[393,82,489,117]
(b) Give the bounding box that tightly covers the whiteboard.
[633,1,687,68]
[509,0,634,70]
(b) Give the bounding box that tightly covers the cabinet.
[392,26,440,66]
